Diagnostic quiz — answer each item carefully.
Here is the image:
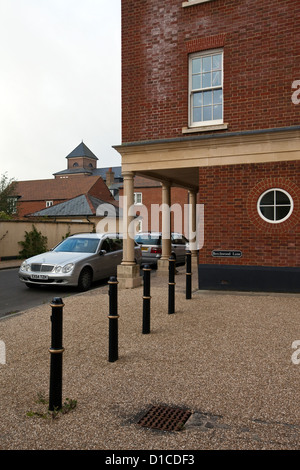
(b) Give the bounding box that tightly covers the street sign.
[212,250,242,258]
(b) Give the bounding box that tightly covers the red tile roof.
[13,176,109,201]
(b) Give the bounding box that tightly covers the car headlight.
[20,262,31,272]
[54,266,62,273]
[62,263,74,273]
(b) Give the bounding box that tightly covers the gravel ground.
[0,265,300,451]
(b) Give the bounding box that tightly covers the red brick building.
[12,142,116,218]
[115,0,300,291]
[14,175,114,218]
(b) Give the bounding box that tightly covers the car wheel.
[78,267,93,292]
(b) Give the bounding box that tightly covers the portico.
[115,169,198,288]
[114,127,300,289]
[114,140,200,288]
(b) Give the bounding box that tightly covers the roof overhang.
[114,126,300,193]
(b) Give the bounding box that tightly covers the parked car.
[134,232,188,266]
[18,232,142,291]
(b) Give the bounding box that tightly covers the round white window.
[257,188,293,223]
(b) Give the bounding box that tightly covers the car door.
[96,237,117,280]
[109,237,123,274]
[101,237,123,278]
[171,234,187,263]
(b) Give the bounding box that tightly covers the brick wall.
[119,185,189,233]
[88,177,116,202]
[17,200,64,218]
[16,177,114,218]
[198,160,300,267]
[67,157,96,170]
[122,0,300,143]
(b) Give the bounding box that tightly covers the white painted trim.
[182,0,213,7]
[189,49,224,128]
[182,123,228,133]
[134,192,143,205]
[257,188,294,224]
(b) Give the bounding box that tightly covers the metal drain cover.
[137,405,192,431]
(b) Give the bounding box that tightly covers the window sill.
[182,123,228,134]
[182,0,214,7]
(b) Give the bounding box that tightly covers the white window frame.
[134,192,142,205]
[257,188,294,224]
[189,49,223,129]
[7,196,18,214]
[46,200,53,207]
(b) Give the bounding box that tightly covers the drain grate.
[137,405,192,432]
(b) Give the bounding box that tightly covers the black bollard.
[49,297,65,411]
[108,276,119,362]
[186,250,192,299]
[142,264,151,334]
[168,253,176,314]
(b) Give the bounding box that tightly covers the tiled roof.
[66,142,98,160]
[94,166,123,180]
[30,194,121,217]
[13,176,106,201]
[53,168,93,176]
[53,166,123,180]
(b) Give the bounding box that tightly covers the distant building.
[13,141,190,231]
[30,193,121,221]
[14,174,115,218]
[13,142,117,218]
[53,142,123,200]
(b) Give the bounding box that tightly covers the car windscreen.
[54,238,100,253]
[135,235,161,245]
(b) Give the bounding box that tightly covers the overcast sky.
[0,0,121,182]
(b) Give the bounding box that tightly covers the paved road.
[0,268,107,319]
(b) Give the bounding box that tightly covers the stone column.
[188,190,198,268]
[157,182,171,274]
[117,171,141,288]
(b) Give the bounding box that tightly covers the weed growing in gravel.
[26,392,77,420]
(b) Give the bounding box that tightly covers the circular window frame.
[257,188,294,224]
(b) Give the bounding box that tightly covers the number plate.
[31,274,48,280]
[141,247,148,251]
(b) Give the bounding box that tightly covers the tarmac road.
[0,268,107,318]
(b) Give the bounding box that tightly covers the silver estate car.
[19,233,142,291]
[134,232,188,266]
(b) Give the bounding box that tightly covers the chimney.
[106,168,115,186]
